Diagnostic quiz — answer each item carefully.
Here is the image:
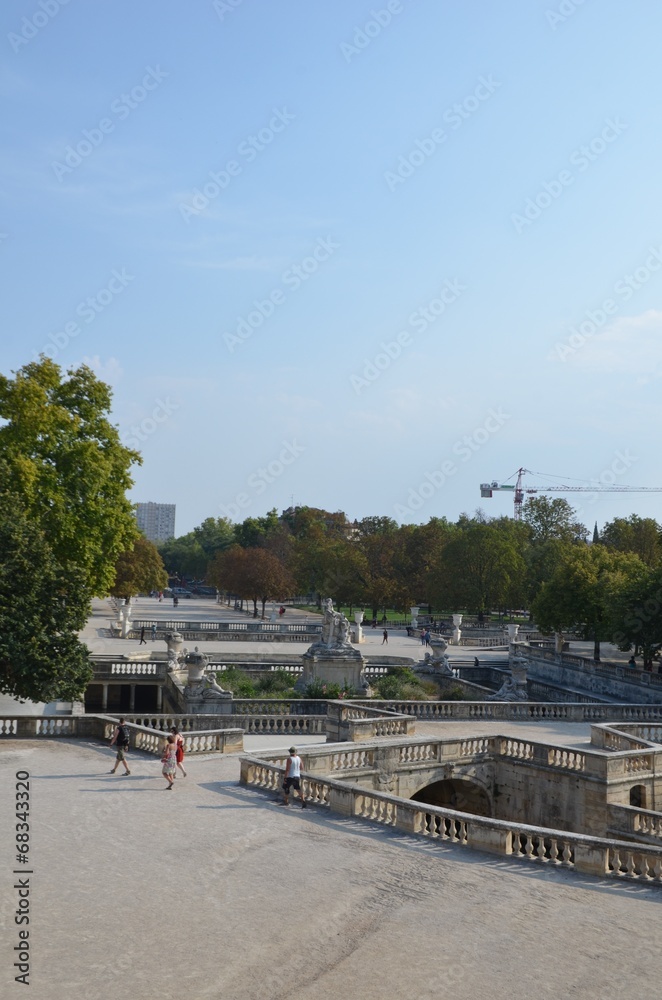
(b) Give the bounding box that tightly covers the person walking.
[382,629,388,645]
[282,747,306,808]
[424,629,431,647]
[420,629,426,645]
[139,627,146,645]
[161,735,177,789]
[170,726,187,778]
[151,623,157,641]
[109,718,131,775]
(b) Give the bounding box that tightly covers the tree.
[601,515,661,567]
[208,546,295,618]
[0,358,140,596]
[0,359,140,703]
[531,545,643,661]
[159,517,234,580]
[523,496,587,544]
[111,535,168,602]
[431,518,526,613]
[0,484,92,702]
[609,564,662,668]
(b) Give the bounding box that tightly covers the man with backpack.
[109,718,131,775]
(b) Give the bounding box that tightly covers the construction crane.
[480,468,662,521]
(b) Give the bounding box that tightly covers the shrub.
[215,668,257,698]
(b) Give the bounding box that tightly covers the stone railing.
[346,700,662,725]
[516,642,662,703]
[132,619,322,634]
[91,661,168,679]
[608,804,662,842]
[117,710,326,738]
[0,714,243,754]
[239,754,662,885]
[231,698,327,716]
[325,700,416,743]
[590,724,657,752]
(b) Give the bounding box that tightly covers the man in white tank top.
[282,747,306,808]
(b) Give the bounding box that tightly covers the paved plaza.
[1,732,661,1000]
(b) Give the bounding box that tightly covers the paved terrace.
[82,598,637,666]
[1,724,661,1000]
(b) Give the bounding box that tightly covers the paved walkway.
[0,737,659,1000]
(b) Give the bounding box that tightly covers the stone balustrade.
[0,714,243,754]
[608,804,662,841]
[239,754,662,885]
[348,700,662,724]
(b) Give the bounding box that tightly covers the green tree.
[0,482,92,702]
[431,518,526,613]
[601,515,661,567]
[0,358,140,596]
[111,535,168,601]
[0,359,140,702]
[609,564,662,668]
[523,496,587,544]
[531,545,643,661]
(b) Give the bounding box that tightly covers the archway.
[411,778,492,817]
[629,784,647,809]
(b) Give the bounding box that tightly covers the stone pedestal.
[269,603,278,622]
[353,611,365,644]
[165,631,184,670]
[410,606,420,631]
[295,598,371,695]
[451,613,463,646]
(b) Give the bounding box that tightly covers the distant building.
[135,502,176,542]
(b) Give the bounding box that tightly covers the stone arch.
[629,784,647,809]
[411,776,492,817]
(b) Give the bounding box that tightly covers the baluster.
[536,837,548,862]
[561,841,573,866]
[549,838,559,864]
[625,852,637,877]
[524,834,534,859]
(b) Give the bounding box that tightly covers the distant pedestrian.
[170,726,187,778]
[173,596,179,608]
[382,629,388,644]
[473,656,480,667]
[282,747,306,808]
[161,735,177,789]
[424,630,431,647]
[109,718,131,775]
[139,627,146,645]
[627,655,637,668]
[420,630,426,645]
[158,591,163,603]
[151,623,157,641]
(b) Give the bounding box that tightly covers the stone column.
[129,685,136,713]
[101,683,108,712]
[353,611,364,644]
[156,684,163,711]
[120,601,132,639]
[269,602,278,622]
[410,606,420,631]
[451,613,463,646]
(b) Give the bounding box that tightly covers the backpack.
[117,725,129,747]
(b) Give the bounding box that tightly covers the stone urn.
[353,611,365,644]
[410,606,420,630]
[451,613,463,646]
[184,646,209,682]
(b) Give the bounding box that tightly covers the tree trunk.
[593,636,601,663]
[252,598,258,618]
[261,597,267,618]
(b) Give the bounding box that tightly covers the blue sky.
[2,0,662,535]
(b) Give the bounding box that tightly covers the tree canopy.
[0,358,140,702]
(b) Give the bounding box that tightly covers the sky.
[2,0,662,536]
